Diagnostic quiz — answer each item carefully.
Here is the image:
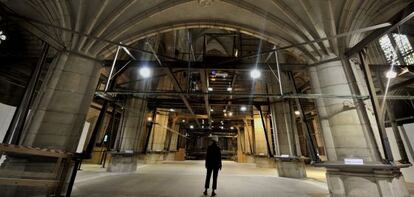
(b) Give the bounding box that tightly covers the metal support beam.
[358,52,394,163]
[376,70,409,164]
[256,105,273,157]
[289,72,320,163]
[341,59,382,162]
[146,43,201,127]
[345,2,414,57]
[103,60,307,71]
[4,42,49,144]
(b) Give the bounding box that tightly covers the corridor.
[72,161,329,197]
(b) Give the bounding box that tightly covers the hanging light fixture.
[240,106,247,111]
[139,66,152,78]
[0,31,6,44]
[250,68,261,79]
[385,69,397,79]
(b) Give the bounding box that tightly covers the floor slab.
[72,161,329,197]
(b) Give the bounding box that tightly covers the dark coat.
[205,142,222,169]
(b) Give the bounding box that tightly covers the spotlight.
[250,69,261,79]
[0,31,6,44]
[208,87,213,91]
[169,108,175,112]
[190,125,194,129]
[294,110,300,116]
[240,106,247,111]
[139,66,152,78]
[385,70,397,79]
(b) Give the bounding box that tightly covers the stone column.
[253,112,276,167]
[1,52,101,196]
[145,109,170,163]
[119,97,147,151]
[243,119,255,163]
[310,55,409,196]
[108,96,147,172]
[22,52,100,151]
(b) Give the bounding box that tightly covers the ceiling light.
[169,108,175,112]
[210,108,214,112]
[240,106,247,111]
[220,126,224,129]
[0,31,6,44]
[250,69,261,79]
[182,119,186,123]
[227,87,232,91]
[202,126,204,129]
[211,120,214,123]
[190,125,194,129]
[385,70,397,79]
[294,110,300,116]
[208,87,213,91]
[211,78,216,81]
[234,49,238,57]
[139,66,152,78]
[224,113,227,117]
[223,109,226,113]
[230,126,234,130]
[228,112,233,116]
[147,117,153,122]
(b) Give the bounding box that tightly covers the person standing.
[203,136,222,196]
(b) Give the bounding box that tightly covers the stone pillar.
[271,101,307,178]
[253,112,276,168]
[1,52,100,196]
[108,97,147,172]
[243,120,255,163]
[310,55,409,196]
[145,109,170,163]
[119,97,147,151]
[22,52,100,151]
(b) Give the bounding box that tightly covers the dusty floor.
[72,160,329,197]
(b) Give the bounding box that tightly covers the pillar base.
[143,152,166,164]
[255,155,276,168]
[107,152,137,172]
[174,148,186,161]
[244,154,255,163]
[276,157,307,178]
[318,162,410,197]
[165,151,177,161]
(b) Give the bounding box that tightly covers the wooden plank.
[0,169,55,179]
[0,144,70,158]
[0,178,58,187]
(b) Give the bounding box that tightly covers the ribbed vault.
[3,0,411,63]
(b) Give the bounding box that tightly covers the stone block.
[255,156,276,168]
[175,148,185,161]
[276,159,307,178]
[325,167,410,197]
[107,152,137,172]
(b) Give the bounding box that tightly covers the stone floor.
[72,160,329,197]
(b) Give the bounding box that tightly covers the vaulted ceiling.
[3,0,411,63]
